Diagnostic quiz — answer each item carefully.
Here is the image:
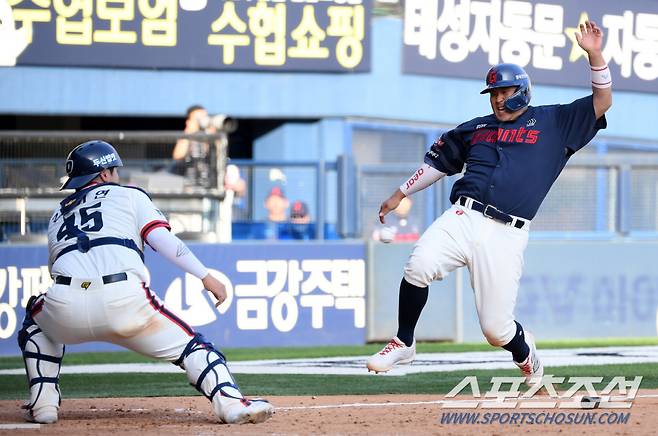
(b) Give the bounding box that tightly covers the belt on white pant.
[54,272,128,288]
[457,197,530,230]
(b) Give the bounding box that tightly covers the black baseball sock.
[395,278,429,347]
[502,321,530,363]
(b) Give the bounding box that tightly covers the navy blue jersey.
[424,95,607,220]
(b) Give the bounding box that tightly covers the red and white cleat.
[366,337,416,373]
[213,397,274,424]
[515,332,544,385]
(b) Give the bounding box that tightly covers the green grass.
[2,337,657,370]
[3,338,656,401]
[1,363,656,400]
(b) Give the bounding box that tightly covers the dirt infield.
[1,392,657,435]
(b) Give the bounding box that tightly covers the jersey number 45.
[56,202,104,241]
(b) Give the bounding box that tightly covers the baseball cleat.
[23,405,58,424]
[214,397,274,424]
[515,331,543,385]
[366,337,416,373]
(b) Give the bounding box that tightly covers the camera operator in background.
[173,105,236,189]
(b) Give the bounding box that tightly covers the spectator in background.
[264,186,289,222]
[172,105,213,188]
[224,164,246,197]
[218,164,248,241]
[372,197,420,242]
[289,200,313,240]
[263,186,289,239]
[224,163,247,218]
[290,200,310,224]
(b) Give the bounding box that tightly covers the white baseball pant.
[403,202,529,346]
[21,272,244,419]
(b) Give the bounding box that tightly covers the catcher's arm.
[146,227,227,306]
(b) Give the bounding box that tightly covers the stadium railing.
[0,131,227,242]
[2,131,658,242]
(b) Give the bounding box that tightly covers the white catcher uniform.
[41,183,192,356]
[19,149,272,426]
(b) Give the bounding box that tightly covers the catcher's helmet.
[60,140,123,190]
[480,63,532,111]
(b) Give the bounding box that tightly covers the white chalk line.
[4,392,656,427]
[74,401,447,413]
[280,394,658,411]
[80,394,655,414]
[279,400,446,410]
[0,423,41,429]
[5,395,652,421]
[83,407,202,414]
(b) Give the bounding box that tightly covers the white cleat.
[515,332,544,385]
[214,397,274,424]
[24,405,58,424]
[366,337,416,373]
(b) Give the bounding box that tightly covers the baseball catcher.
[18,140,273,424]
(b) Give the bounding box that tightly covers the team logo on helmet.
[66,159,73,175]
[487,69,497,85]
[481,63,532,111]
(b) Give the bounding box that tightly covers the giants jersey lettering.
[47,183,170,280]
[471,127,540,145]
[424,95,607,220]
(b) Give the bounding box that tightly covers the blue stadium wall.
[1,240,657,355]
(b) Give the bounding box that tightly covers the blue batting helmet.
[60,140,123,190]
[480,63,532,111]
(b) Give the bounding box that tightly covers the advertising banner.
[2,0,371,72]
[0,242,366,355]
[403,0,658,93]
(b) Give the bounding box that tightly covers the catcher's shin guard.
[18,296,65,424]
[176,333,244,401]
[176,333,273,423]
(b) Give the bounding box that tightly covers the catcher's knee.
[176,333,243,401]
[18,298,65,412]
